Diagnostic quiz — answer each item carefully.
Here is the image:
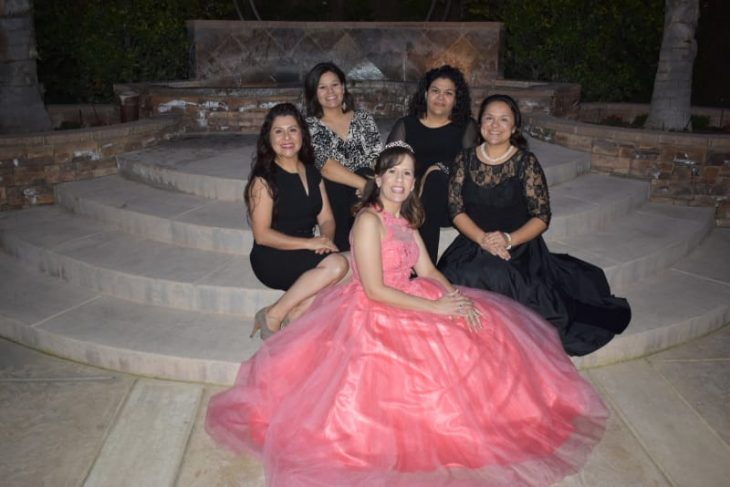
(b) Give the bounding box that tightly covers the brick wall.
[47,104,120,129]
[0,116,183,210]
[578,103,730,128]
[525,114,730,226]
[116,79,580,135]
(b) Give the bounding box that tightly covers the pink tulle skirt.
[206,277,607,486]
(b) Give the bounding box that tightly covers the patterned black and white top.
[306,109,382,172]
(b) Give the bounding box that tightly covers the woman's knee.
[321,253,349,280]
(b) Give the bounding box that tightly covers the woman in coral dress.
[206,142,607,486]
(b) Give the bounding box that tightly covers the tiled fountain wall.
[122,21,580,132]
[188,20,504,85]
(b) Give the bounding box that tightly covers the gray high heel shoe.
[250,307,277,340]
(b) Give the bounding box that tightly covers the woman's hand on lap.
[434,290,476,318]
[310,236,338,254]
[479,232,511,260]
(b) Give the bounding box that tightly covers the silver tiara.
[383,140,414,152]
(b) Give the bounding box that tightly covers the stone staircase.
[1,134,728,384]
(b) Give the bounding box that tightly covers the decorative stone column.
[0,0,52,134]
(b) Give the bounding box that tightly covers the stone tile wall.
[187,21,504,86]
[118,21,579,134]
[526,114,730,226]
[0,116,183,210]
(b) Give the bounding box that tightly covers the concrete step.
[574,228,730,368]
[0,250,257,384]
[549,203,714,294]
[0,201,713,316]
[117,135,591,201]
[57,173,648,256]
[0,207,280,316]
[2,230,727,384]
[55,176,253,256]
[117,134,255,202]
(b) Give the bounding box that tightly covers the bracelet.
[503,232,512,250]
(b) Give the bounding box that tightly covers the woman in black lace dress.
[437,94,631,356]
[387,65,479,263]
[304,62,382,251]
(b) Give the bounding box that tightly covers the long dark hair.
[477,94,529,150]
[303,62,355,119]
[353,144,425,228]
[408,65,472,127]
[244,103,315,217]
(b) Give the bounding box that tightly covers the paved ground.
[1,323,729,487]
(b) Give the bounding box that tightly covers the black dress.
[387,115,478,263]
[437,148,631,356]
[250,164,328,290]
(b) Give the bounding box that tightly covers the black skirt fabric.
[439,234,631,356]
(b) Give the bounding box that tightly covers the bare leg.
[265,253,349,331]
[285,295,316,324]
[283,252,352,324]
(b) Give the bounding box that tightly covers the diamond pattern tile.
[189,21,503,84]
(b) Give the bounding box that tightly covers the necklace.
[479,143,516,165]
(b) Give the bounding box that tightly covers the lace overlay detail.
[448,148,551,224]
[352,210,419,290]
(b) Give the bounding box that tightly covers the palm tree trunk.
[645,0,699,131]
[0,0,51,134]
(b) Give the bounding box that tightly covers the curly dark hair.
[244,103,316,218]
[303,62,356,119]
[353,145,425,228]
[477,94,529,150]
[408,65,472,127]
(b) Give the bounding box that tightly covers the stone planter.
[0,116,183,210]
[525,113,730,226]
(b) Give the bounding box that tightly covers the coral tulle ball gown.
[206,211,607,486]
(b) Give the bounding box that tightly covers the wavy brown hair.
[244,103,315,219]
[353,145,425,228]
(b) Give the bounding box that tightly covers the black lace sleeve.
[522,152,551,225]
[386,118,406,143]
[461,118,479,149]
[447,150,469,220]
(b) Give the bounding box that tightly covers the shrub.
[34,0,665,104]
[465,0,664,103]
[34,0,236,103]
[690,115,711,131]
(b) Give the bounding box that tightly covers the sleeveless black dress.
[250,164,328,290]
[438,148,631,356]
[387,115,479,264]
